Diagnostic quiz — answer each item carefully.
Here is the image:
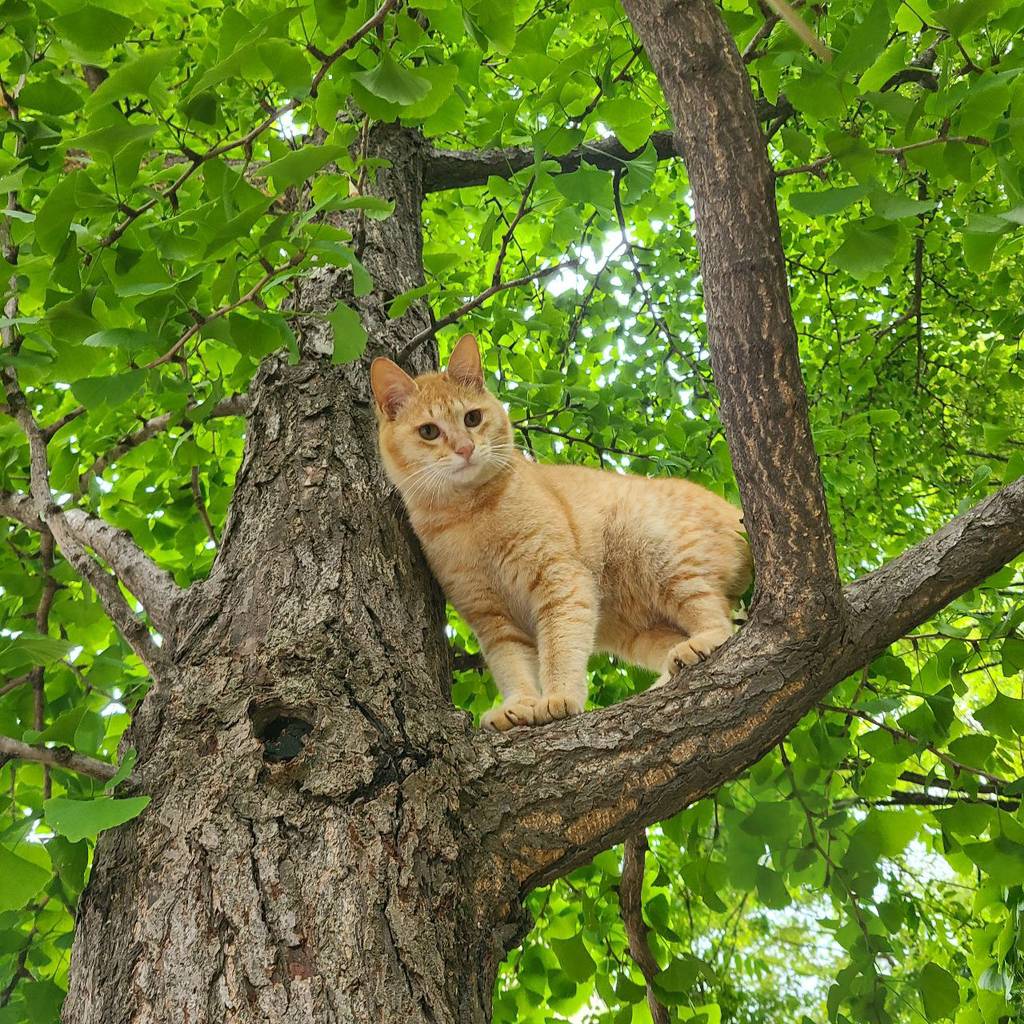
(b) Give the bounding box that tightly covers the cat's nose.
[455,442,475,462]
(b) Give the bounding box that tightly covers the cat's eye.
[418,423,440,440]
[464,409,482,427]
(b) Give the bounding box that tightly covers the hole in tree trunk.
[250,704,313,763]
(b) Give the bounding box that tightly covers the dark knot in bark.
[250,702,314,763]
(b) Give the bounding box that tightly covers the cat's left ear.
[446,333,484,390]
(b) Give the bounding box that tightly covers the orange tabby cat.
[370,335,752,731]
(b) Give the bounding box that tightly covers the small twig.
[612,170,709,392]
[821,702,1013,788]
[191,467,217,546]
[777,135,990,179]
[147,254,305,369]
[492,178,535,288]
[452,650,486,673]
[32,529,57,799]
[3,370,167,669]
[0,735,133,784]
[309,0,402,97]
[843,790,1019,811]
[0,673,32,698]
[619,831,670,1024]
[399,261,577,360]
[743,0,806,62]
[518,423,664,464]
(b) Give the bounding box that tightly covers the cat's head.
[370,334,515,505]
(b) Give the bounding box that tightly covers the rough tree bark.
[20,2,1018,1023]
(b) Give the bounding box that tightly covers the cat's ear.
[446,333,484,390]
[370,358,417,419]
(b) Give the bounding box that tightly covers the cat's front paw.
[533,693,584,725]
[481,698,539,732]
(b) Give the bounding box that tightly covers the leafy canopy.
[0,0,1022,1022]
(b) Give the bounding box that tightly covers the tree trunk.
[62,125,528,1024]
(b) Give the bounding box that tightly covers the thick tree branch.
[620,0,839,622]
[58,510,179,631]
[0,491,43,529]
[0,491,179,641]
[0,735,133,784]
[472,476,1024,893]
[2,373,176,667]
[422,130,677,193]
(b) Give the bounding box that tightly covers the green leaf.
[946,733,996,765]
[105,748,138,792]
[0,845,51,912]
[791,185,867,217]
[552,165,612,211]
[19,76,83,115]
[962,230,1000,273]
[1001,636,1024,674]
[389,285,431,319]
[870,192,937,220]
[257,40,310,98]
[400,65,458,120]
[353,54,432,105]
[551,933,595,983]
[833,0,891,77]
[755,865,791,909]
[622,140,659,204]
[21,980,65,1023]
[86,49,177,112]
[831,223,900,278]
[918,962,959,1020]
[960,835,1024,885]
[0,632,73,670]
[327,302,368,363]
[973,692,1024,738]
[53,6,134,55]
[83,328,155,352]
[786,70,847,120]
[934,0,1001,38]
[44,796,151,843]
[263,145,348,192]
[35,172,79,256]
[71,370,147,409]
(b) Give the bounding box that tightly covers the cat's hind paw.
[662,628,732,677]
[481,698,538,732]
[533,693,584,725]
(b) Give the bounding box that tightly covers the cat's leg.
[533,567,599,724]
[477,622,542,732]
[656,591,734,685]
[612,625,689,673]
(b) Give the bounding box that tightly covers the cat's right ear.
[370,358,416,419]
